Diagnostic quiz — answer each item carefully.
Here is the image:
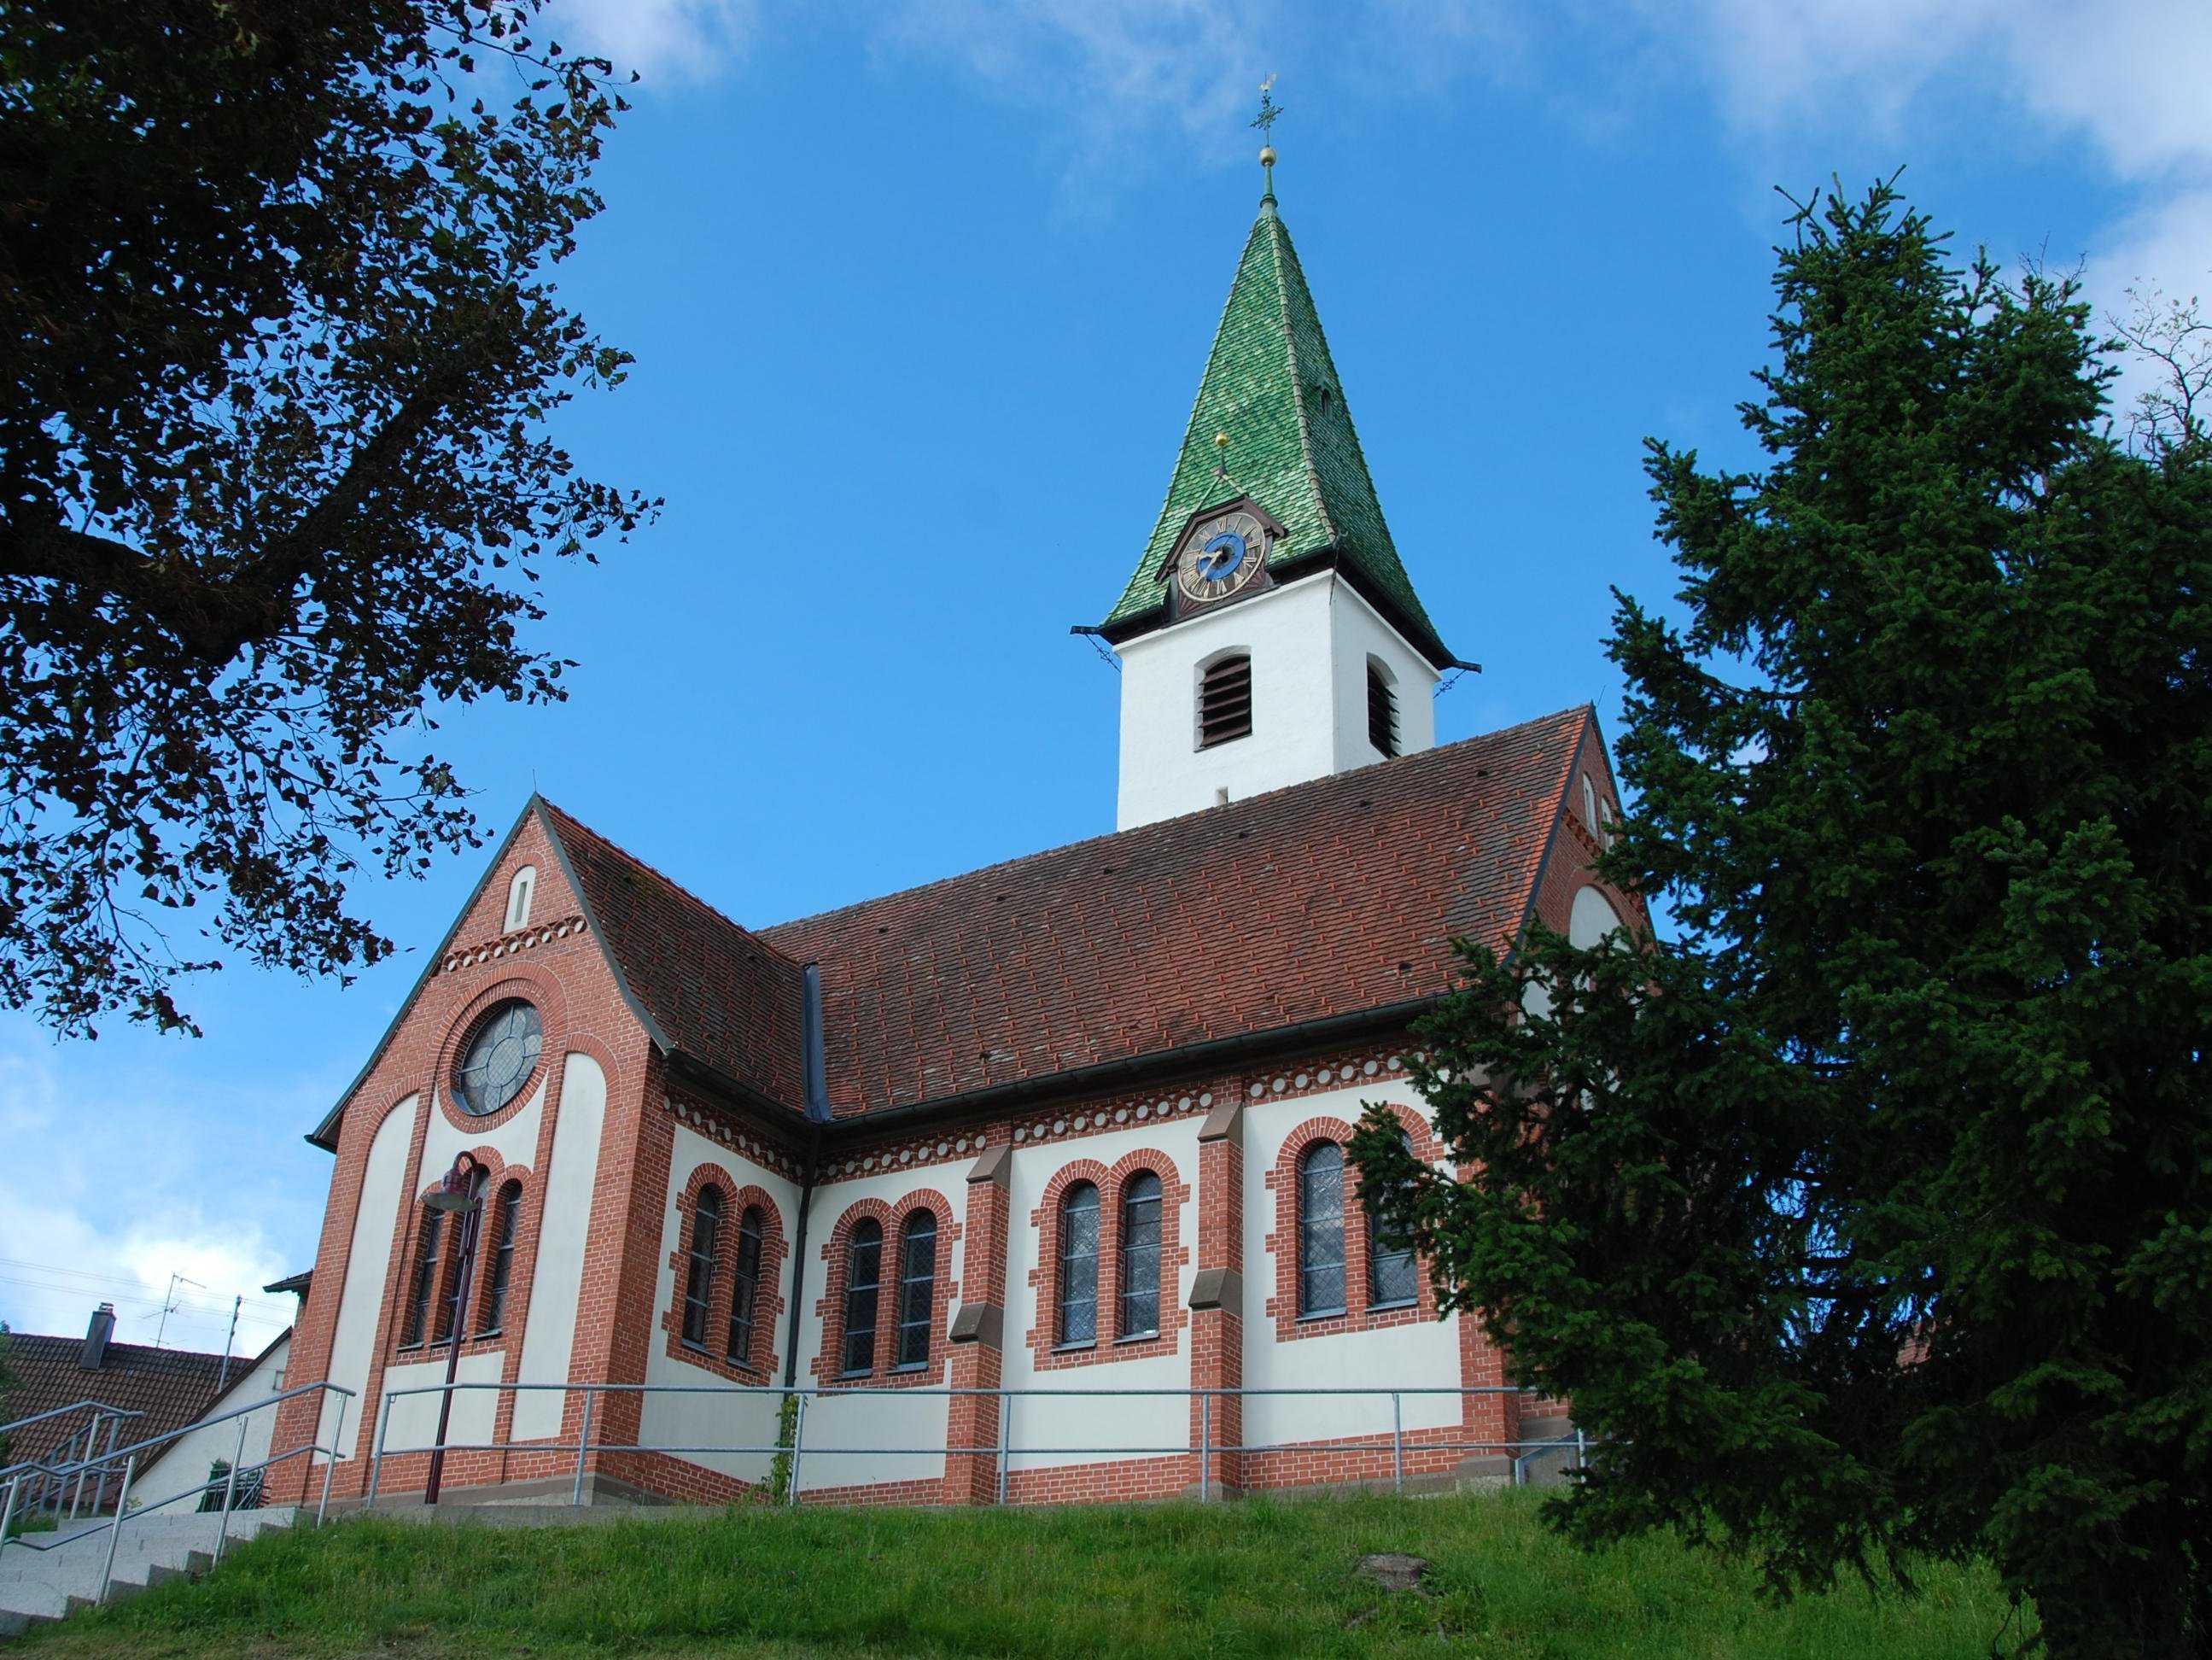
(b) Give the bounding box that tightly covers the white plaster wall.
[318,1096,416,1460]
[789,1166,965,1494]
[1328,581,1439,771]
[510,1053,605,1443]
[137,1335,290,1503]
[418,1072,546,1187]
[636,1125,802,1486]
[1115,574,1339,828]
[999,1119,1201,1472]
[381,1351,506,1456]
[1240,1084,1464,1454]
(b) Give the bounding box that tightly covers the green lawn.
[15,1491,2027,1657]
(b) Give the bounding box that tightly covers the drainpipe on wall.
[780,965,832,1388]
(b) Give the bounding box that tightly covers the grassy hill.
[13,1490,2025,1657]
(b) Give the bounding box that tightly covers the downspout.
[780,964,832,1388]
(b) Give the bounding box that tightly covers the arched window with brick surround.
[401,1209,445,1347]
[895,1211,938,1370]
[727,1205,765,1365]
[1058,1182,1100,1347]
[842,1219,884,1376]
[1296,1141,1347,1318]
[1366,1132,1419,1308]
[477,1180,523,1336]
[680,1186,723,1348]
[1118,1172,1163,1339]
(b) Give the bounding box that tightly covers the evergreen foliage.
[1353,178,2212,1657]
[0,2,652,1036]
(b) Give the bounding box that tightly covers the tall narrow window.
[505,865,536,931]
[896,1212,938,1370]
[727,1205,765,1367]
[1058,1182,1100,1347]
[1198,654,1252,749]
[478,1182,522,1335]
[1368,1134,1420,1308]
[842,1219,883,1375]
[1118,1172,1163,1339]
[681,1187,722,1348]
[1367,663,1399,757]
[1297,1142,1347,1318]
[403,1211,443,1347]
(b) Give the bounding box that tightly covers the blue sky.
[4,0,2206,1357]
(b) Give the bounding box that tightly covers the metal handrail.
[0,1399,147,1440]
[363,1377,1573,1510]
[0,1379,354,1604]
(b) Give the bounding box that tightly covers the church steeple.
[1099,181,1450,669]
[1101,120,1459,832]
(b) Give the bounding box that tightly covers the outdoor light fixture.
[422,1151,487,1505]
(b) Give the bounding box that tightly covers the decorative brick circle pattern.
[431,967,569,1137]
[1025,1149,1191,1370]
[438,914,589,977]
[666,1090,801,1182]
[391,1143,534,1362]
[659,1162,789,1382]
[812,1190,960,1388]
[1263,1102,1445,1344]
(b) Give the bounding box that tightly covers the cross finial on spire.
[1252,74,1282,205]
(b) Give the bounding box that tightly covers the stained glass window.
[727,1206,764,1366]
[455,1001,543,1117]
[1058,1182,1100,1347]
[1297,1142,1346,1317]
[681,1187,722,1347]
[478,1182,522,1335]
[1119,1172,1163,1338]
[1368,1133,1420,1308]
[843,1219,882,1375]
[896,1212,937,1370]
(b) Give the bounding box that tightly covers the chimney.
[80,1302,115,1371]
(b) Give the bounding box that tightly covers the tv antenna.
[153,1273,204,1350]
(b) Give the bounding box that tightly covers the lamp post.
[421,1151,487,1505]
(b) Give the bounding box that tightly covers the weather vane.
[1252,74,1282,198]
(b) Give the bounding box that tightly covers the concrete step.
[0,1507,290,1639]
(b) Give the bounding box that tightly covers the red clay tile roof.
[538,800,810,1113]
[758,708,1587,1117]
[3,1332,243,1471]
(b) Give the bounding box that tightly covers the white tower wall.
[1114,573,1439,829]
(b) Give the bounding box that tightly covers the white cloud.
[551,0,760,82]
[0,1041,315,1359]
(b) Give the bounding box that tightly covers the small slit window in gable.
[1367,662,1398,758]
[505,865,536,931]
[1198,653,1252,750]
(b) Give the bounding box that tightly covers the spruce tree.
[1353,179,2212,1656]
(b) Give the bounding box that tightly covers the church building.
[266,159,1640,1510]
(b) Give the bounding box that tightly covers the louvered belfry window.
[1368,663,1398,757]
[1198,654,1253,749]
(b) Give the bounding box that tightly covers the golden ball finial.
[1258,144,1276,168]
[1214,431,1230,449]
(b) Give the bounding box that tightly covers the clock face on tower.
[1174,508,1269,606]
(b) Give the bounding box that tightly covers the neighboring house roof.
[761,708,1585,1117]
[2,1332,251,1472]
[1100,195,1452,668]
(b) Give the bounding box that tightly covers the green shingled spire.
[1102,196,1450,666]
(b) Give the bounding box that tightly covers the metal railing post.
[0,1470,21,1562]
[1574,1428,1585,1472]
[1392,1393,1404,1497]
[95,1455,136,1608]
[212,1414,249,1565]
[785,1393,807,1507]
[318,1391,348,1528]
[93,1412,121,1517]
[1199,1392,1211,1503]
[366,1391,394,1511]
[995,1387,1012,1507]
[67,1416,96,1519]
[572,1388,595,1508]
